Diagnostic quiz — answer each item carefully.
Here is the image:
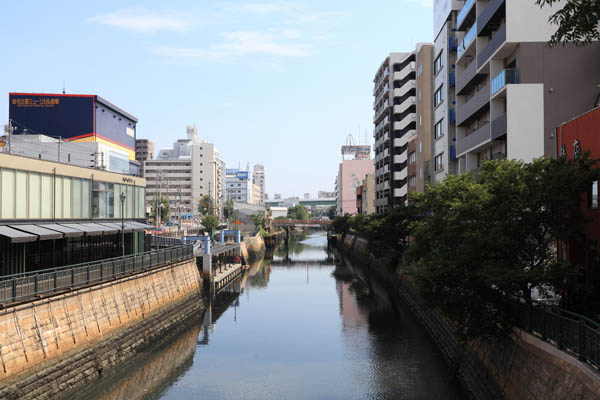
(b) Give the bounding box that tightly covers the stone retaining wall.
[0,258,204,399]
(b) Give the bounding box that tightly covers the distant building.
[274,193,282,200]
[356,174,375,215]
[135,139,154,177]
[336,159,374,216]
[269,206,288,219]
[304,193,311,199]
[9,92,140,176]
[318,191,335,199]
[252,183,262,205]
[252,164,265,205]
[144,126,225,223]
[226,168,252,204]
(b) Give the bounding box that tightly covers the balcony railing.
[0,244,194,304]
[478,24,506,68]
[457,0,476,30]
[456,83,490,126]
[457,22,477,60]
[456,122,491,156]
[491,69,518,96]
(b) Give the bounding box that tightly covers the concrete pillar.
[202,254,212,281]
[220,231,225,243]
[235,230,241,243]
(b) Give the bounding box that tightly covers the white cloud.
[90,9,193,33]
[153,30,309,61]
[217,31,308,56]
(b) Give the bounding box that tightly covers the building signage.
[12,97,60,108]
[226,168,239,175]
[122,177,134,184]
[236,171,249,180]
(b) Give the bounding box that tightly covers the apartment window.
[408,176,416,188]
[434,85,443,106]
[434,52,443,75]
[434,119,444,139]
[419,89,422,100]
[417,63,423,77]
[419,115,422,126]
[434,153,444,171]
[590,180,598,209]
[408,151,416,163]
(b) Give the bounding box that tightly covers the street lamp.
[120,192,126,258]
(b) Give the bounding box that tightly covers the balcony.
[477,24,506,68]
[393,81,416,98]
[491,69,518,96]
[393,97,416,115]
[457,22,477,61]
[478,0,505,37]
[393,62,416,82]
[491,113,507,138]
[457,0,476,31]
[456,83,490,126]
[393,171,405,180]
[393,114,416,131]
[456,122,491,156]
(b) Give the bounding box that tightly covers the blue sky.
[0,1,433,197]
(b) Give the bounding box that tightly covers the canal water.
[72,230,463,400]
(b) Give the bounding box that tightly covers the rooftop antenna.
[62,81,66,94]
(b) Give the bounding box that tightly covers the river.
[70,230,463,400]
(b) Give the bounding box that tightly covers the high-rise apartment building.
[226,169,252,204]
[373,52,417,213]
[454,0,600,171]
[135,139,154,177]
[252,164,265,205]
[431,3,461,184]
[144,126,225,222]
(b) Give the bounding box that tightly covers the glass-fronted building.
[0,153,150,275]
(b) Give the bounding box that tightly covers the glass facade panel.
[107,183,114,218]
[1,169,15,219]
[15,170,28,218]
[98,182,107,218]
[63,177,72,218]
[29,173,41,218]
[137,187,145,218]
[54,176,63,219]
[73,178,82,218]
[41,174,53,218]
[114,184,122,219]
[127,185,134,218]
[82,179,90,218]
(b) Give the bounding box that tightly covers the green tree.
[364,205,418,268]
[327,205,336,220]
[150,196,169,223]
[331,214,351,235]
[537,0,600,46]
[251,211,267,230]
[287,205,309,220]
[223,198,234,220]
[407,156,600,339]
[202,214,220,238]
[197,195,213,216]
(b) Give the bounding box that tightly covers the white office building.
[144,125,225,222]
[226,169,253,204]
[252,164,265,205]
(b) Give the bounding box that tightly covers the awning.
[9,224,63,240]
[129,221,155,229]
[97,222,133,233]
[59,223,105,236]
[125,222,146,232]
[0,226,37,243]
[38,224,84,238]
[82,223,118,235]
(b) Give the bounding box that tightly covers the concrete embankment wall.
[0,258,204,400]
[241,233,266,264]
[339,233,600,400]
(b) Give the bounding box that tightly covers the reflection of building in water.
[336,281,368,328]
[68,322,201,400]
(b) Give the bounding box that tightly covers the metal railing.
[507,300,600,368]
[457,22,477,60]
[491,68,518,96]
[0,245,194,304]
[457,0,476,29]
[152,235,183,248]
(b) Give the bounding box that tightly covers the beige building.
[135,139,154,177]
[415,43,434,194]
[356,174,375,215]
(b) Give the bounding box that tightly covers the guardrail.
[0,245,194,305]
[152,235,183,248]
[507,300,600,368]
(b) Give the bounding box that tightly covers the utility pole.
[178,186,182,237]
[7,119,13,154]
[58,136,61,163]
[157,172,162,228]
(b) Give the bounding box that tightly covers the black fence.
[507,300,600,369]
[0,245,194,305]
[151,235,183,248]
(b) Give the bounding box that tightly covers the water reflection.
[74,231,463,399]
